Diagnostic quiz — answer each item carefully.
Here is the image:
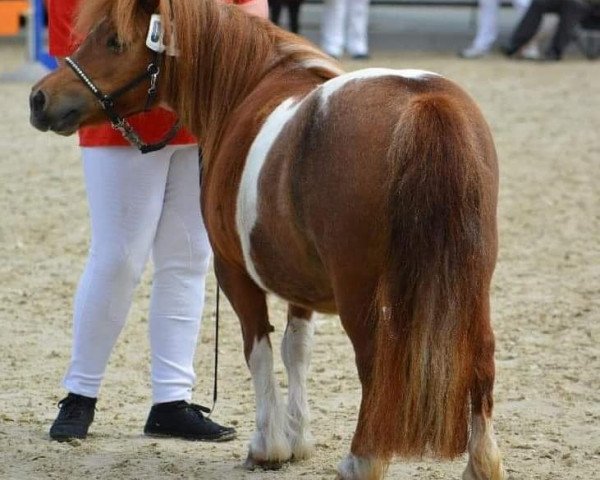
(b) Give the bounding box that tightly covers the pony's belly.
[235,96,335,311]
[246,225,336,313]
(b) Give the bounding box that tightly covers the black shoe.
[541,49,562,61]
[49,393,96,441]
[501,44,520,58]
[144,401,237,442]
[351,53,371,60]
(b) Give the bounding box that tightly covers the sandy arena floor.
[0,36,598,480]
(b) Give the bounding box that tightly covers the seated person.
[503,0,599,60]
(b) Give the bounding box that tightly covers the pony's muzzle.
[29,89,50,131]
[29,88,83,135]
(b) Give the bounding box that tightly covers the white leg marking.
[463,414,506,480]
[236,97,304,292]
[337,453,385,480]
[319,68,440,111]
[281,316,315,459]
[247,336,292,463]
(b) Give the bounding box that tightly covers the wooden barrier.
[0,0,29,36]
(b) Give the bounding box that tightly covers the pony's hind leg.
[463,411,505,480]
[336,454,386,480]
[463,320,506,480]
[282,304,315,460]
[214,258,292,469]
[332,281,388,480]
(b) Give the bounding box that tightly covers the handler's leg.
[51,146,171,441]
[147,146,210,405]
[64,146,171,397]
[143,146,236,441]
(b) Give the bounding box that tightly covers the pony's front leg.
[246,333,292,468]
[214,259,292,469]
[282,304,315,460]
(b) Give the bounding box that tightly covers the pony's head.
[30,0,342,152]
[30,0,164,135]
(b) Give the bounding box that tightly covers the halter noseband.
[65,50,180,154]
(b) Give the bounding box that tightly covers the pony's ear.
[140,0,160,14]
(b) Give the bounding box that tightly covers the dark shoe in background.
[501,44,521,58]
[541,48,562,61]
[49,393,96,441]
[144,400,237,442]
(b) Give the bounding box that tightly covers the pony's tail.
[360,91,493,460]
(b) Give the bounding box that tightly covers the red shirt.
[48,1,200,146]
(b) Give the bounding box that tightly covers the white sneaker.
[459,45,491,59]
[520,44,542,60]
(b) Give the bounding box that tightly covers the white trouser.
[471,0,531,49]
[63,145,211,404]
[321,0,370,57]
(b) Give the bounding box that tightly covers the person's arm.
[236,0,269,19]
[48,0,79,57]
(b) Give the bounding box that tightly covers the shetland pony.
[29,1,505,478]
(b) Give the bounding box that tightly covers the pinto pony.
[29,0,505,478]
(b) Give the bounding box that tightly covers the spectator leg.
[270,0,282,25]
[289,1,301,33]
[471,0,501,50]
[549,0,590,55]
[321,0,348,57]
[346,0,370,56]
[508,0,556,51]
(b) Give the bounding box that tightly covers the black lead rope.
[197,157,219,418]
[207,285,220,417]
[195,283,220,417]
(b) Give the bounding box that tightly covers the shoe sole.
[144,431,238,442]
[50,434,87,442]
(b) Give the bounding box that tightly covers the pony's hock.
[29,1,505,479]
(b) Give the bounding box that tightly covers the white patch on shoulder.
[320,68,439,110]
[236,97,303,291]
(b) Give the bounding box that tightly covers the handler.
[47,0,268,442]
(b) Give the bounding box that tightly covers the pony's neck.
[162,1,275,160]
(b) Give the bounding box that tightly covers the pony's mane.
[75,0,343,158]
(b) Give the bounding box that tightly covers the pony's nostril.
[30,89,47,114]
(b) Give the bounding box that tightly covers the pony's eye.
[106,35,124,53]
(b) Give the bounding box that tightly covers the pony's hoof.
[462,460,506,480]
[243,453,286,471]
